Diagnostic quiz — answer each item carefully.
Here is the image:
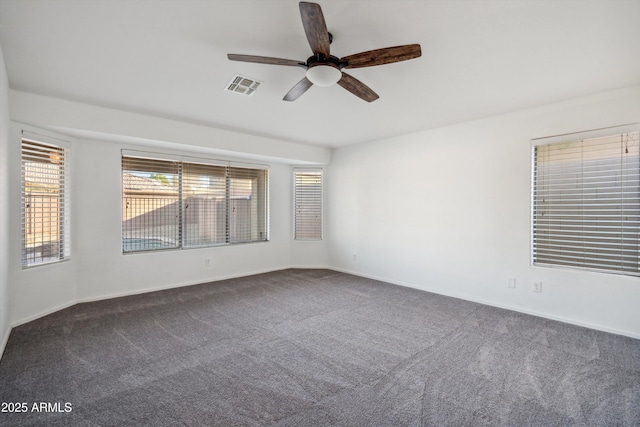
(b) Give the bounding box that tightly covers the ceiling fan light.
[306,64,342,87]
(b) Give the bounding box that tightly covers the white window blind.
[122,156,181,252]
[294,169,322,240]
[122,152,269,253]
[532,129,640,276]
[183,162,227,247]
[229,166,269,244]
[21,137,70,267]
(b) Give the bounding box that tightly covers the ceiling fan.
[227,1,421,102]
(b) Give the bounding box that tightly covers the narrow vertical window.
[21,138,70,267]
[294,169,323,240]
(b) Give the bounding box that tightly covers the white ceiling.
[1,0,639,148]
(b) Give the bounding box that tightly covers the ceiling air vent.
[225,74,261,96]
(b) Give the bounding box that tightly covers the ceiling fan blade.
[341,44,422,69]
[283,77,314,102]
[299,2,331,56]
[337,73,379,102]
[227,54,305,67]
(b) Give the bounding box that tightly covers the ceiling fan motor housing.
[306,54,345,69]
[305,54,345,86]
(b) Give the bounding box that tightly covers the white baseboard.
[77,266,291,305]
[0,325,10,362]
[11,300,77,329]
[8,266,640,340]
[10,267,291,328]
[330,267,640,340]
[290,264,332,270]
[7,265,333,326]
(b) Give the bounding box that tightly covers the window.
[294,169,322,240]
[229,166,269,243]
[182,161,226,247]
[122,156,181,252]
[122,152,269,253]
[21,136,70,267]
[532,127,640,276]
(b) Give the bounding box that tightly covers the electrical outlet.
[204,258,211,267]
[533,282,542,293]
[352,253,357,261]
[508,278,516,289]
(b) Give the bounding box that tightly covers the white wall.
[328,85,640,338]
[5,78,638,343]
[10,91,331,165]
[7,93,330,326]
[73,139,294,302]
[0,44,11,357]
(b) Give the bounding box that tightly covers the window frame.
[121,150,269,254]
[293,168,323,241]
[122,154,182,253]
[530,124,640,277]
[21,131,71,268]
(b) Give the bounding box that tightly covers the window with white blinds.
[294,169,322,240]
[532,128,640,276]
[122,156,181,252]
[122,152,269,253]
[183,162,227,247]
[229,166,269,243]
[21,137,70,267]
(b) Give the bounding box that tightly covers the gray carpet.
[0,269,638,426]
